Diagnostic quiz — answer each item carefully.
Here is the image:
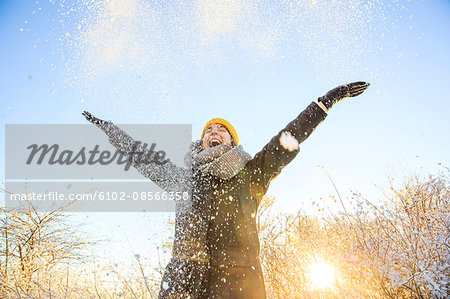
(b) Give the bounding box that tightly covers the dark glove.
[318,81,370,110]
[82,111,111,130]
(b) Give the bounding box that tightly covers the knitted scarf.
[186,140,251,180]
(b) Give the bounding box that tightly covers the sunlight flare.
[308,259,335,289]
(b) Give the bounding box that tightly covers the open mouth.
[209,139,222,147]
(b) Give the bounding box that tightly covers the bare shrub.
[0,202,91,298]
[350,173,450,298]
[259,172,449,298]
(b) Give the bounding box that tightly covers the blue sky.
[1,0,449,265]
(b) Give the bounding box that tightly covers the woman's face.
[202,123,233,149]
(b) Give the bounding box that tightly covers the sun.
[308,259,335,289]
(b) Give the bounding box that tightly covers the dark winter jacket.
[100,101,327,298]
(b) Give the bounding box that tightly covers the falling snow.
[47,0,414,83]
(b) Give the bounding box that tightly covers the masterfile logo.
[25,142,170,171]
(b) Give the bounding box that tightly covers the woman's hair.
[225,127,237,147]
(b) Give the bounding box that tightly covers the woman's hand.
[82,111,111,130]
[318,81,370,110]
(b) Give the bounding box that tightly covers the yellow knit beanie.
[201,118,239,145]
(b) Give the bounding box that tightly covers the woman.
[83,81,370,298]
